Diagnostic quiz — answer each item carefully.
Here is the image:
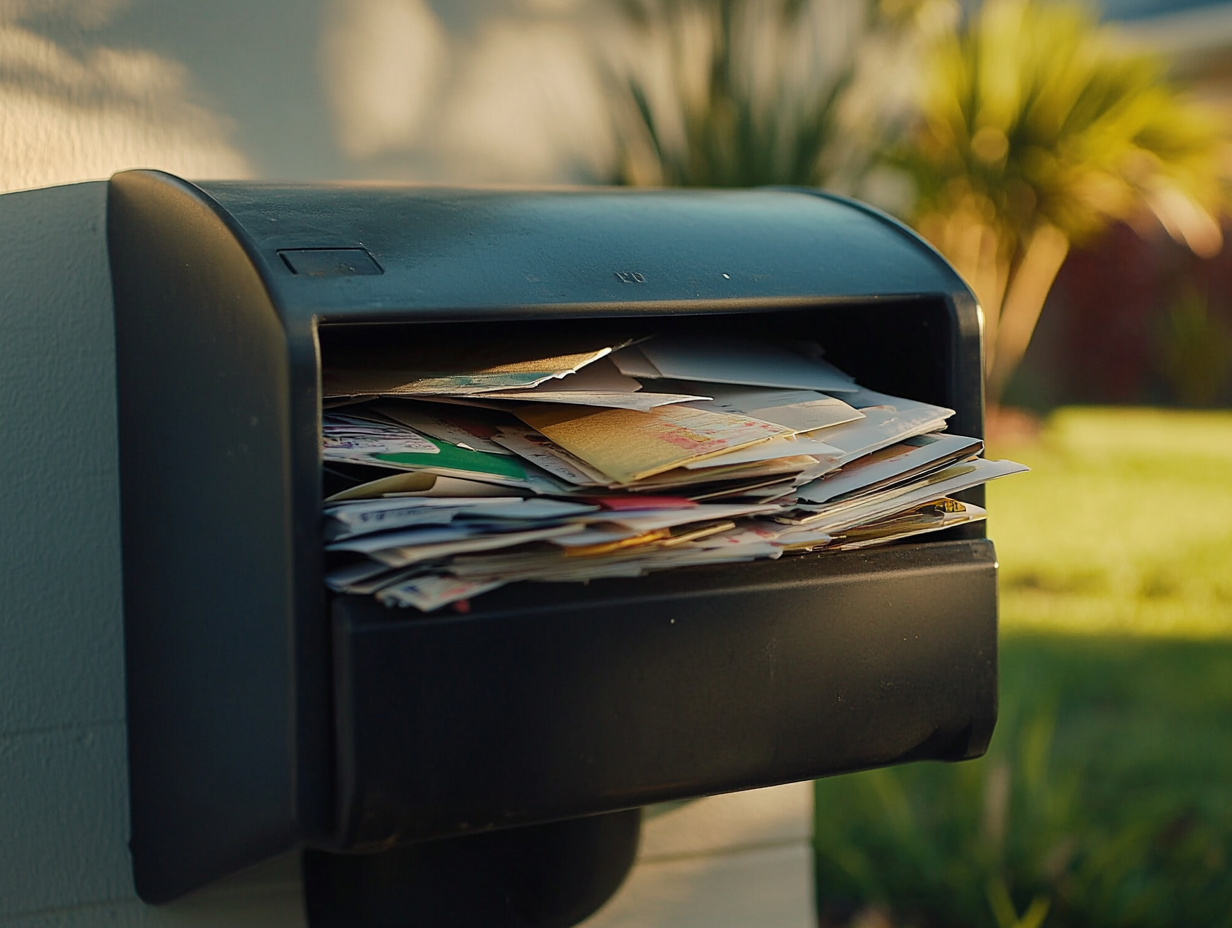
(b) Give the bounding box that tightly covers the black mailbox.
[110,170,997,919]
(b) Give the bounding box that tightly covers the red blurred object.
[1015,220,1232,407]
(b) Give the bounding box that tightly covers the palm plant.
[899,0,1230,408]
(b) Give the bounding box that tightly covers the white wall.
[0,180,815,928]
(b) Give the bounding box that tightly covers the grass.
[813,408,1232,928]
[989,407,1232,640]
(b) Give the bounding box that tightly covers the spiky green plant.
[604,0,940,189]
[899,0,1230,407]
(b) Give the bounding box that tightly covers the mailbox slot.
[318,309,995,849]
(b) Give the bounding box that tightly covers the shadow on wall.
[318,0,617,183]
[0,0,251,192]
[0,0,624,191]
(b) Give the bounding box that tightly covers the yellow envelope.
[515,403,793,484]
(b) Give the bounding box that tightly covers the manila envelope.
[515,403,792,485]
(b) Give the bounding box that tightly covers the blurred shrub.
[899,0,1230,407]
[1155,288,1232,407]
[601,0,951,191]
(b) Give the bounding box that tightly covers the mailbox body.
[109,170,997,903]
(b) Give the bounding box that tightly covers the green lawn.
[814,408,1232,928]
[990,407,1232,640]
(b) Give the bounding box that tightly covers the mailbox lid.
[330,538,998,849]
[189,179,965,321]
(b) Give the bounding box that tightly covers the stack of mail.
[321,334,1026,611]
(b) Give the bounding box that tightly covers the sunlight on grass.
[986,408,1232,639]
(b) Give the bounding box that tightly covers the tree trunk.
[987,222,1070,408]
